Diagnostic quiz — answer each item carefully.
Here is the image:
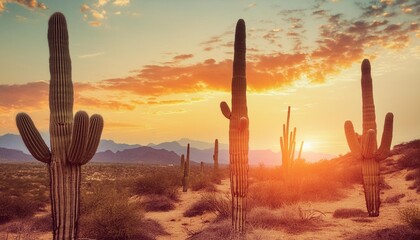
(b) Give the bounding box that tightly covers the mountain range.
[0,134,335,165]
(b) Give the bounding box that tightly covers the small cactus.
[200,161,204,174]
[182,144,190,192]
[213,139,219,171]
[15,12,103,239]
[344,59,394,217]
[280,106,304,175]
[220,19,249,233]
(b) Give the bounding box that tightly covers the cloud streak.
[0,0,47,12]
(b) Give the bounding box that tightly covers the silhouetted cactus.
[200,161,204,173]
[182,144,190,192]
[180,154,185,171]
[220,19,249,233]
[344,59,393,217]
[213,139,219,171]
[280,106,304,175]
[15,12,103,239]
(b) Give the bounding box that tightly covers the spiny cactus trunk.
[182,144,190,192]
[220,19,249,233]
[344,59,393,217]
[213,139,219,171]
[180,154,185,171]
[16,12,103,239]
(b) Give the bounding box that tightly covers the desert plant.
[15,12,103,239]
[183,144,190,192]
[219,19,249,233]
[344,59,393,217]
[213,139,219,171]
[180,154,185,171]
[280,106,304,176]
[399,205,420,230]
[333,208,367,218]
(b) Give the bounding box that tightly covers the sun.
[302,141,314,152]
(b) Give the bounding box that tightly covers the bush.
[184,193,230,219]
[406,169,420,192]
[0,196,40,224]
[399,205,420,230]
[80,186,167,240]
[142,194,176,212]
[133,170,180,201]
[384,194,405,204]
[398,148,420,169]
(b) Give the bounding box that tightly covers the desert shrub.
[0,196,40,224]
[383,193,405,204]
[189,220,234,240]
[348,225,420,240]
[248,205,324,233]
[391,139,420,156]
[406,169,420,192]
[399,205,420,230]
[190,175,217,192]
[133,170,180,200]
[142,194,175,212]
[80,186,166,240]
[29,214,52,232]
[333,208,367,218]
[398,148,420,169]
[184,198,214,217]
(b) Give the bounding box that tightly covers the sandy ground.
[1,156,418,239]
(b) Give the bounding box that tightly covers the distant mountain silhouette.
[0,133,335,165]
[92,146,180,164]
[0,147,35,162]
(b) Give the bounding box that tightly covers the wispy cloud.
[80,0,130,27]
[0,0,47,12]
[78,52,105,59]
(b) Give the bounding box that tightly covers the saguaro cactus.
[213,139,219,171]
[15,12,103,239]
[344,59,393,217]
[280,106,303,175]
[220,19,249,233]
[182,144,190,192]
[180,154,185,171]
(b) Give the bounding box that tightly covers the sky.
[0,0,419,155]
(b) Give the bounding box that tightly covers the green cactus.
[344,59,394,217]
[220,19,249,233]
[15,12,103,239]
[180,154,185,171]
[280,106,303,175]
[182,144,190,192]
[213,139,219,171]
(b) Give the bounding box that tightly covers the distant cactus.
[220,19,249,233]
[200,161,204,173]
[15,12,103,239]
[182,144,190,192]
[280,106,304,175]
[344,59,394,217]
[213,139,219,171]
[180,154,185,171]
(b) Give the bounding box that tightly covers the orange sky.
[0,0,419,154]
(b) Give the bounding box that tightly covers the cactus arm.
[361,59,376,135]
[297,141,304,160]
[362,129,376,159]
[220,101,231,119]
[344,120,362,158]
[376,112,394,160]
[67,111,89,164]
[80,114,103,165]
[16,113,51,163]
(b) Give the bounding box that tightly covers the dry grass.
[348,225,420,240]
[184,193,231,219]
[142,194,176,212]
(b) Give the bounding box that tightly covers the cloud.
[80,0,130,27]
[0,0,47,12]
[78,52,105,59]
[244,3,256,11]
[173,54,194,61]
[113,0,130,6]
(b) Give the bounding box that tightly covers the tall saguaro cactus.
[220,19,249,233]
[344,59,393,217]
[15,12,103,239]
[280,106,303,176]
[213,139,219,171]
[182,144,190,192]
